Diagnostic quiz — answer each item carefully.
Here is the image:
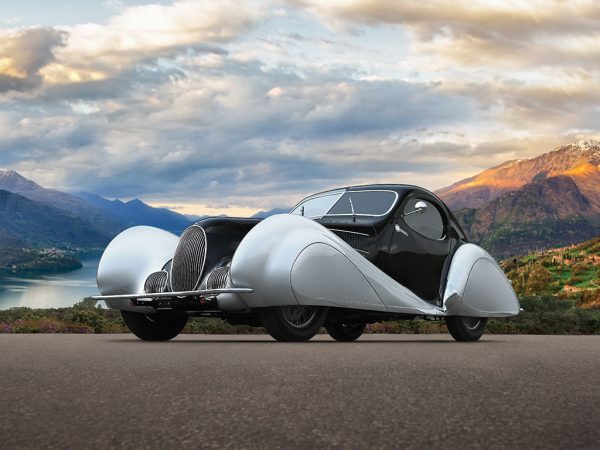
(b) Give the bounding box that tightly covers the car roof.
[294,183,467,240]
[306,183,426,198]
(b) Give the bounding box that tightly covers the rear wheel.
[326,321,366,341]
[445,316,488,342]
[260,305,327,342]
[121,311,188,341]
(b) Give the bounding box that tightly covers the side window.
[402,198,445,240]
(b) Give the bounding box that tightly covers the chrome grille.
[144,270,169,293]
[205,266,230,290]
[331,229,369,254]
[170,225,207,292]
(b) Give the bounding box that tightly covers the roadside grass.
[1,296,598,335]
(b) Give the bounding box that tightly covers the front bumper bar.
[92,287,253,302]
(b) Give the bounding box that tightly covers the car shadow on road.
[106,337,505,344]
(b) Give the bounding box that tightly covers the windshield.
[291,190,397,218]
[290,192,344,218]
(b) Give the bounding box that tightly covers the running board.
[92,287,253,301]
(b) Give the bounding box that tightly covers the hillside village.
[502,237,600,309]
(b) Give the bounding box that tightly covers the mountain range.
[0,138,599,269]
[0,170,194,262]
[76,192,191,233]
[436,140,600,257]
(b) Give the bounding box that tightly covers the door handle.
[395,224,408,236]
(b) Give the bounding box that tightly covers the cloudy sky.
[1,0,599,215]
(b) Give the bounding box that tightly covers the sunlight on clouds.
[0,0,599,210]
[148,202,261,217]
[0,57,26,79]
[0,27,66,91]
[298,0,600,69]
[266,86,284,98]
[55,1,264,73]
[39,63,108,84]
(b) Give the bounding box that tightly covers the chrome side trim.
[328,228,370,237]
[92,287,253,301]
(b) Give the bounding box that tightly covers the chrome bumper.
[92,287,253,301]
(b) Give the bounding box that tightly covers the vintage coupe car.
[94,184,520,342]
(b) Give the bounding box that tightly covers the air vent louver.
[170,225,207,292]
[331,229,369,254]
[205,266,230,290]
[144,270,169,293]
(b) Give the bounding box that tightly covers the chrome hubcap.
[281,306,318,328]
[464,317,481,330]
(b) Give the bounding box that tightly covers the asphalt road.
[1,334,598,450]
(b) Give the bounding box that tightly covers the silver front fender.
[97,226,179,311]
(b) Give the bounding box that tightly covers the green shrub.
[1,295,598,335]
[68,309,107,333]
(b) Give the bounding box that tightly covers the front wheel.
[259,305,328,342]
[121,311,188,341]
[445,316,488,342]
[326,321,366,341]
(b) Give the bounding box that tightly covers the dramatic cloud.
[296,1,600,67]
[41,0,263,85]
[0,0,599,214]
[0,28,66,92]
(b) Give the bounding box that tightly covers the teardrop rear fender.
[443,243,520,317]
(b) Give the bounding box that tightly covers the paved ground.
[1,334,598,450]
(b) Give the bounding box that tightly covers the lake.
[0,257,102,310]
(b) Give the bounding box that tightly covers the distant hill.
[184,214,208,222]
[0,170,121,235]
[0,190,109,248]
[77,193,191,234]
[437,140,600,257]
[0,169,194,237]
[456,176,599,257]
[0,170,198,271]
[252,207,289,218]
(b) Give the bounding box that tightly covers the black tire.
[121,311,188,341]
[259,306,327,342]
[445,316,488,342]
[326,321,366,342]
